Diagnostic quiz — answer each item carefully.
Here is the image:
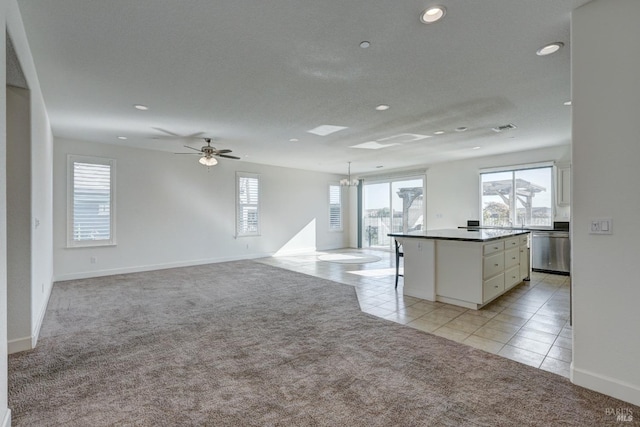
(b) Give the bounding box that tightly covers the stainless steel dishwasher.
[532,231,570,275]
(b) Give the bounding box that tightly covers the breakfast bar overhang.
[388,229,531,310]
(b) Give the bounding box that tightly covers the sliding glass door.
[361,176,425,250]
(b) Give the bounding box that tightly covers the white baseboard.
[31,274,54,348]
[8,336,32,354]
[53,253,272,282]
[1,408,11,427]
[571,364,640,407]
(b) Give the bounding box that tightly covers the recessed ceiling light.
[307,125,348,136]
[134,104,148,110]
[455,127,468,132]
[117,136,127,140]
[375,104,390,111]
[564,101,572,106]
[472,146,481,150]
[289,138,299,142]
[434,130,445,135]
[360,41,371,49]
[536,42,564,56]
[420,6,446,24]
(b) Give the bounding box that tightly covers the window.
[67,155,116,247]
[361,175,425,249]
[480,164,553,228]
[329,184,342,230]
[236,172,260,236]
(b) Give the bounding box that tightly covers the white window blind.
[236,172,260,236]
[67,155,116,247]
[329,184,342,230]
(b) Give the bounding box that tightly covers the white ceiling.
[16,0,590,175]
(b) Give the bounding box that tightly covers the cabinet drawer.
[505,266,521,289]
[520,234,529,246]
[504,237,520,249]
[483,252,504,279]
[483,241,504,255]
[483,273,504,302]
[504,247,519,269]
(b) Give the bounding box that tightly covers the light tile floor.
[257,248,572,378]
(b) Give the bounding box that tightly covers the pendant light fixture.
[340,161,359,187]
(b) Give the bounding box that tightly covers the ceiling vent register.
[492,123,517,133]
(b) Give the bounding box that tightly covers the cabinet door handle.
[494,263,499,266]
[494,285,499,288]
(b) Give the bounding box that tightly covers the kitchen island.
[388,229,530,309]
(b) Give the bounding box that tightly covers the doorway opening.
[360,176,425,250]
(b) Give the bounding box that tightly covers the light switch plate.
[590,218,613,235]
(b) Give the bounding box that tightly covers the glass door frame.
[358,173,426,251]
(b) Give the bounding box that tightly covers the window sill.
[66,242,117,249]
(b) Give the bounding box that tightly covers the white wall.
[6,86,31,353]
[53,138,349,280]
[29,80,53,347]
[5,0,55,357]
[1,1,10,424]
[426,145,571,229]
[571,0,640,406]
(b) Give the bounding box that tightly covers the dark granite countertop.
[388,228,530,243]
[458,226,569,233]
[460,221,569,232]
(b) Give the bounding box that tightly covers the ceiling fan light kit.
[175,137,241,166]
[199,156,218,166]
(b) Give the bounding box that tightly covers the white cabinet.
[483,252,505,279]
[504,247,520,269]
[483,273,504,302]
[435,233,530,309]
[519,233,530,281]
[505,266,521,289]
[557,165,571,206]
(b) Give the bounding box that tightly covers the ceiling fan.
[176,138,241,166]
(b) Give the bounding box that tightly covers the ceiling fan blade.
[217,154,241,160]
[185,131,206,139]
[183,145,203,152]
[152,127,181,137]
[213,149,232,154]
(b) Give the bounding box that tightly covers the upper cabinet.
[556,164,571,206]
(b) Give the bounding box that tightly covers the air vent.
[491,123,517,133]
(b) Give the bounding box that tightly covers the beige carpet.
[8,261,638,426]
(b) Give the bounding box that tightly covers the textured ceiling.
[16,0,590,175]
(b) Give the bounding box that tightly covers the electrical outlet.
[90,256,97,264]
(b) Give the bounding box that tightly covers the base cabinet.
[483,273,504,302]
[436,233,530,310]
